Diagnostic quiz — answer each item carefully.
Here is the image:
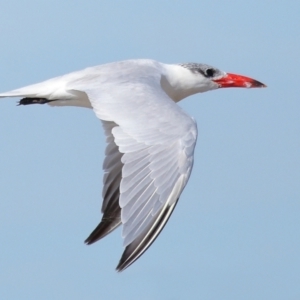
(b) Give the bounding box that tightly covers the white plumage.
[0,59,265,271]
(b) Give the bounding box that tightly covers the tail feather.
[0,75,65,100]
[0,90,36,98]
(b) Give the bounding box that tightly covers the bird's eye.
[205,68,215,77]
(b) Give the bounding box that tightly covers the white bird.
[0,59,265,271]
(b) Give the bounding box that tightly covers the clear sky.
[0,1,299,299]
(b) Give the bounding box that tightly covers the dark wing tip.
[85,217,121,245]
[115,200,179,272]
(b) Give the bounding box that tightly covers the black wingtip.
[115,200,179,272]
[115,247,134,272]
[85,218,121,245]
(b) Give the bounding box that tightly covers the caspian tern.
[0,59,266,271]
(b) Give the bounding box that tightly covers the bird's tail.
[0,89,36,99]
[0,85,55,105]
[0,74,68,100]
[0,79,55,99]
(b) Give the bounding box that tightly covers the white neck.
[160,64,218,102]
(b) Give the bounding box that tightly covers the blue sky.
[0,1,299,299]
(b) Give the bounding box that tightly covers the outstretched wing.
[111,124,197,271]
[85,121,123,244]
[67,61,198,271]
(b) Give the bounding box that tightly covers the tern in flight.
[0,59,266,271]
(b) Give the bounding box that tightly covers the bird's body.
[0,59,265,271]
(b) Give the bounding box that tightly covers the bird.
[0,59,266,271]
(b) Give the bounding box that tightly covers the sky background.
[0,1,299,299]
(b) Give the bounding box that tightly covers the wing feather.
[75,66,197,270]
[116,175,186,271]
[85,121,123,244]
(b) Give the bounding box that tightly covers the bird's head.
[162,63,266,102]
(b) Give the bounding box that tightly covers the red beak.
[213,73,266,88]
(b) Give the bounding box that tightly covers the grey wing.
[85,121,123,244]
[66,62,198,271]
[112,124,197,271]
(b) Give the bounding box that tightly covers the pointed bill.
[213,73,266,88]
